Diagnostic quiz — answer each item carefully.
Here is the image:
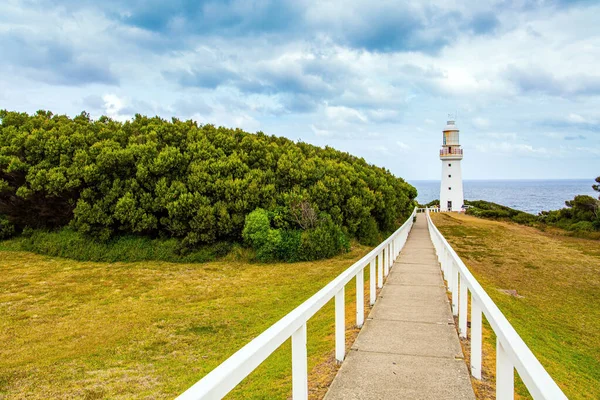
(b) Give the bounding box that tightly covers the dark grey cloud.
[121,0,301,37]
[279,94,320,114]
[81,94,105,110]
[0,29,118,86]
[36,0,508,55]
[504,65,600,97]
[468,11,500,35]
[162,53,347,113]
[540,119,600,133]
[564,134,586,140]
[172,98,213,116]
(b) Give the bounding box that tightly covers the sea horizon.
[408,178,597,215]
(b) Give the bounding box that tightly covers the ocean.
[409,179,598,215]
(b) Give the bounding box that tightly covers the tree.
[593,176,600,199]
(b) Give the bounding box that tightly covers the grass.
[0,228,233,263]
[0,244,379,399]
[431,212,600,399]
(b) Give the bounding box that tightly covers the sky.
[1,0,599,181]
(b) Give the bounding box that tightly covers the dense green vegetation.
[0,110,416,261]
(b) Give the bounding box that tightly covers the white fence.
[177,208,417,400]
[426,209,567,400]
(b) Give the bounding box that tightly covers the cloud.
[0,29,118,86]
[397,141,411,152]
[475,141,557,157]
[504,65,600,97]
[472,117,490,129]
[539,114,600,132]
[564,134,586,140]
[163,67,238,89]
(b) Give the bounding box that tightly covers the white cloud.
[472,117,490,129]
[397,141,411,152]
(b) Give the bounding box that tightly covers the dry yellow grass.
[431,212,600,399]
[0,245,378,399]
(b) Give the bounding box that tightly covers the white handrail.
[178,208,417,400]
[426,209,567,400]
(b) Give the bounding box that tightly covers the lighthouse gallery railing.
[440,148,463,157]
[426,209,566,400]
[177,208,417,400]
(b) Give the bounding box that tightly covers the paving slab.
[324,213,475,400]
[324,352,475,400]
[350,319,463,358]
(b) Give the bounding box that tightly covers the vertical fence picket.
[335,288,345,363]
[496,339,514,400]
[291,324,308,400]
[459,276,468,338]
[451,262,459,316]
[377,252,383,289]
[356,268,364,328]
[369,259,376,306]
[471,299,482,380]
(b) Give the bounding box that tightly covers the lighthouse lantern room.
[439,119,464,212]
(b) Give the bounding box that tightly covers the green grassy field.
[0,245,375,399]
[431,213,600,399]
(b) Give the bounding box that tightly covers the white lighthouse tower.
[439,119,464,212]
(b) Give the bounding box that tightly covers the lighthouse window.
[448,174,451,177]
[449,187,452,190]
[448,163,452,167]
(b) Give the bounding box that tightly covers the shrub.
[356,216,380,246]
[242,208,349,262]
[568,221,595,232]
[512,212,538,225]
[298,216,349,261]
[0,215,14,239]
[242,208,271,248]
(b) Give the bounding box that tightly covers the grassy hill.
[431,212,600,399]
[0,245,376,399]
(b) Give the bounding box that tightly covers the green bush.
[277,230,302,262]
[356,217,380,246]
[512,212,538,225]
[242,208,350,262]
[242,208,271,248]
[568,221,595,232]
[0,110,417,258]
[0,215,14,239]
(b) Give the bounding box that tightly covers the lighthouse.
[439,119,464,212]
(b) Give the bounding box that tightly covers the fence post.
[446,253,452,290]
[496,339,514,399]
[291,323,308,399]
[451,262,459,316]
[471,299,482,380]
[377,252,383,288]
[459,276,468,338]
[369,259,376,306]
[384,245,389,277]
[335,288,345,363]
[356,268,364,328]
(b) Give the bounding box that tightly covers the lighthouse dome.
[444,120,459,131]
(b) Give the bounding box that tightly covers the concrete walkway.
[324,214,476,400]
